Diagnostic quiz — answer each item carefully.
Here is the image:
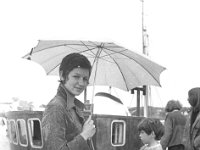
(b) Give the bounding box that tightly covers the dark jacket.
[161,110,187,150]
[190,111,200,150]
[42,84,92,150]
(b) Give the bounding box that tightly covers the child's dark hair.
[137,118,164,140]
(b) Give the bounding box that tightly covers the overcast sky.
[0,0,199,108]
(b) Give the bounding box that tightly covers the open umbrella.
[23,40,165,91]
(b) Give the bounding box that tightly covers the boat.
[4,93,144,150]
[4,95,167,150]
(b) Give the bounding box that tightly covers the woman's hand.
[80,115,96,140]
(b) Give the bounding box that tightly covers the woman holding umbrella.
[42,53,96,150]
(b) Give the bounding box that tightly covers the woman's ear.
[59,70,64,82]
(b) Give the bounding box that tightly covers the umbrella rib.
[23,41,121,65]
[80,41,111,68]
[44,42,110,75]
[101,47,162,85]
[47,64,59,75]
[39,42,99,74]
[66,45,96,55]
[98,47,129,91]
[32,42,101,75]
[80,41,99,70]
[24,41,163,86]
[80,41,97,56]
[66,42,103,68]
[87,41,118,64]
[24,43,98,56]
[45,46,97,74]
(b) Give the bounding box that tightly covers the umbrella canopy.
[23,40,165,91]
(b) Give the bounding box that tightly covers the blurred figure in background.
[187,87,200,150]
[161,100,186,150]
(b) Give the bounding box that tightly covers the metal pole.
[141,0,149,117]
[136,90,140,116]
[144,86,149,117]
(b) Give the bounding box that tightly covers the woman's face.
[64,67,90,96]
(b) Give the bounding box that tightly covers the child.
[137,118,164,150]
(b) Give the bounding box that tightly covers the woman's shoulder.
[44,97,66,114]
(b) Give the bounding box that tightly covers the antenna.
[141,0,149,55]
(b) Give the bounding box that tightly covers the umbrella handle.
[89,138,95,150]
[90,85,95,115]
[84,87,94,115]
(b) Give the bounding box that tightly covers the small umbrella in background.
[23,40,166,93]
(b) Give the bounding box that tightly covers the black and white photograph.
[0,0,200,150]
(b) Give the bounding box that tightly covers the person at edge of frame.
[187,87,200,150]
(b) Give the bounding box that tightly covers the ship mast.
[141,0,150,117]
[130,0,150,117]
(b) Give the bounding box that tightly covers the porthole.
[10,120,18,145]
[17,119,28,147]
[111,120,126,146]
[27,118,43,148]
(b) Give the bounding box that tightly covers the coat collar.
[191,111,200,131]
[56,83,85,110]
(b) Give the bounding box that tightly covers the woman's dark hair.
[137,118,164,140]
[59,53,92,83]
[188,87,200,140]
[165,100,182,112]
[188,88,200,112]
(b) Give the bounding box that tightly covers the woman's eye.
[73,76,80,79]
[73,75,89,83]
[83,78,89,83]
